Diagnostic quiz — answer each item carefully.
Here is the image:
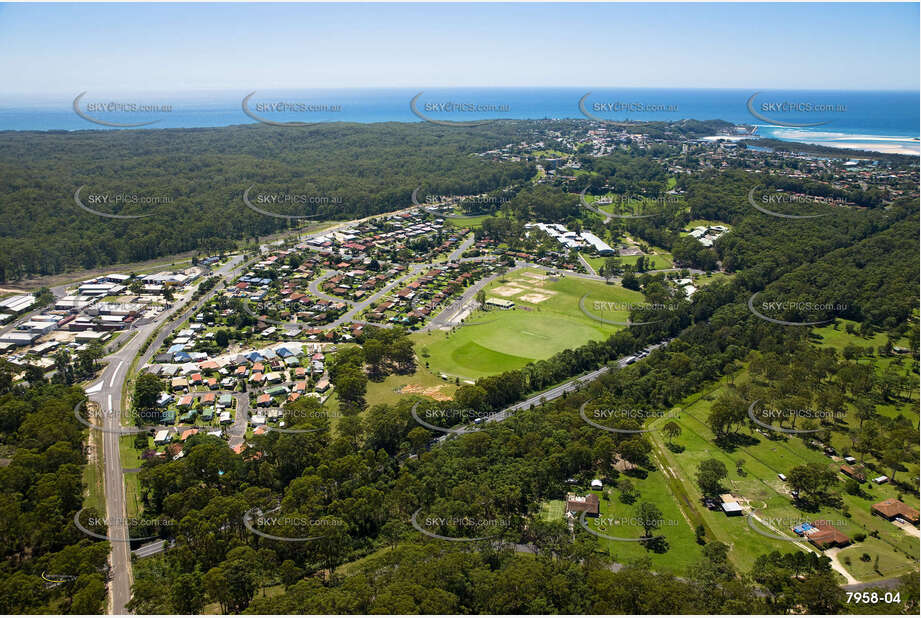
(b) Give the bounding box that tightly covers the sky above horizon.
[0,2,918,95]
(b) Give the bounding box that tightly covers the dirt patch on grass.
[519,293,551,303]
[491,285,524,297]
[514,278,545,288]
[399,383,453,401]
[510,279,556,294]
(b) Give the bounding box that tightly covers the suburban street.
[87,254,246,615]
[84,203,469,613]
[307,270,355,305]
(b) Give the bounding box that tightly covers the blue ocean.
[1,88,917,155]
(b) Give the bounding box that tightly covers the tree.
[881,447,903,482]
[617,478,637,504]
[787,463,839,506]
[662,421,682,443]
[707,389,747,438]
[619,437,651,466]
[855,397,877,428]
[52,348,74,385]
[134,373,164,414]
[600,256,623,279]
[334,367,368,408]
[75,341,103,379]
[70,575,106,614]
[170,573,204,614]
[696,458,728,497]
[279,560,304,590]
[476,289,486,308]
[364,339,386,378]
[635,502,663,539]
[386,338,416,374]
[453,384,488,413]
[407,426,431,452]
[205,547,258,613]
[621,271,640,291]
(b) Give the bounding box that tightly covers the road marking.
[109,361,124,387]
[108,394,112,413]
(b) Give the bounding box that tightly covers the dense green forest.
[0,370,109,614]
[0,118,765,282]
[0,122,535,280]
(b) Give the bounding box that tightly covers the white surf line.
[109,361,124,388]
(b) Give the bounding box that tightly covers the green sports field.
[446,214,490,228]
[412,269,645,379]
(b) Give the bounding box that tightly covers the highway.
[88,254,246,614]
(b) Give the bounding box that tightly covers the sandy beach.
[819,140,920,156]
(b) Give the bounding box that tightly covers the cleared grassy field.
[364,364,458,405]
[540,499,565,522]
[412,270,644,379]
[446,214,490,228]
[648,350,919,580]
[583,192,684,219]
[693,271,734,288]
[583,476,702,574]
[620,253,674,270]
[580,252,674,274]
